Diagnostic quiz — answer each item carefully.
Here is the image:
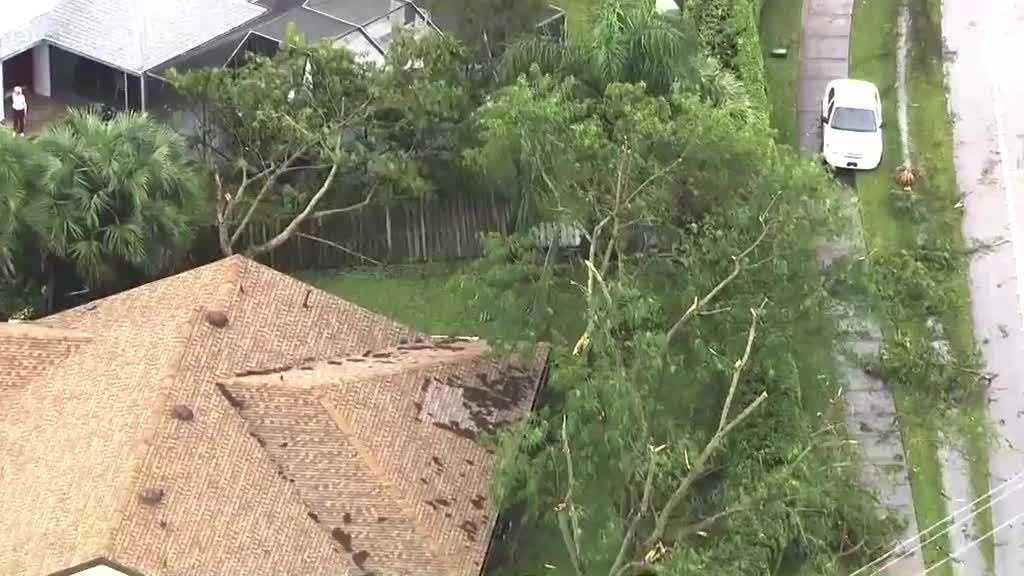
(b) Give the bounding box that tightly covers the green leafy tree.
[372,31,485,195]
[0,129,41,275]
[30,110,203,292]
[464,75,896,575]
[501,0,700,97]
[170,30,448,257]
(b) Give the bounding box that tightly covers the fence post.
[385,206,393,259]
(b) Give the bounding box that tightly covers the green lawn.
[759,0,805,144]
[299,262,588,344]
[299,264,479,335]
[850,0,992,572]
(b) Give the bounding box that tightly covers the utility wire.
[862,472,1024,576]
[918,508,1024,575]
[850,469,1024,576]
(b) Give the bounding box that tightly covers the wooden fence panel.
[240,193,519,271]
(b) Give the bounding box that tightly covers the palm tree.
[29,110,203,293]
[500,0,699,97]
[0,129,43,274]
[0,129,47,318]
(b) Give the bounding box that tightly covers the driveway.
[944,0,1024,573]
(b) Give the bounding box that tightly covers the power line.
[850,469,1024,576]
[862,472,1024,576]
[918,508,1024,575]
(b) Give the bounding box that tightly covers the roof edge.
[0,322,93,341]
[46,556,144,576]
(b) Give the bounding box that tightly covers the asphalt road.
[943,0,1024,573]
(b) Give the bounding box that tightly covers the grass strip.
[851,0,993,571]
[850,0,953,574]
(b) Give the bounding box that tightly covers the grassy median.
[850,0,993,572]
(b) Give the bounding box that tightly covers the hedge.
[687,0,770,122]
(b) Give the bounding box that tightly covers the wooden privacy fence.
[245,193,521,271]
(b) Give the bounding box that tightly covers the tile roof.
[0,255,547,576]
[1,0,265,71]
[224,339,548,575]
[0,323,91,395]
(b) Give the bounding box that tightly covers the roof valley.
[319,394,460,574]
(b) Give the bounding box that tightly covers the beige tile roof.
[0,255,546,576]
[0,323,92,395]
[224,339,548,575]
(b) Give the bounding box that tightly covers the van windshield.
[831,107,878,132]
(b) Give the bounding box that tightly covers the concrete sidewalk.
[798,0,852,153]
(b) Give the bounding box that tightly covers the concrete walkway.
[798,0,925,573]
[944,0,1024,574]
[797,0,852,153]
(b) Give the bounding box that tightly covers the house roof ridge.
[228,338,491,388]
[108,256,252,552]
[317,396,459,574]
[106,305,209,562]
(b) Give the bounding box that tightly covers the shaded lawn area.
[851,0,992,571]
[759,0,805,145]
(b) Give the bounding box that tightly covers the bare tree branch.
[310,186,376,219]
[296,232,382,266]
[646,305,769,546]
[675,506,747,540]
[556,415,584,576]
[609,445,659,576]
[244,157,341,257]
[616,561,659,576]
[665,192,780,344]
[228,148,308,249]
[718,299,765,432]
[215,171,232,255]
